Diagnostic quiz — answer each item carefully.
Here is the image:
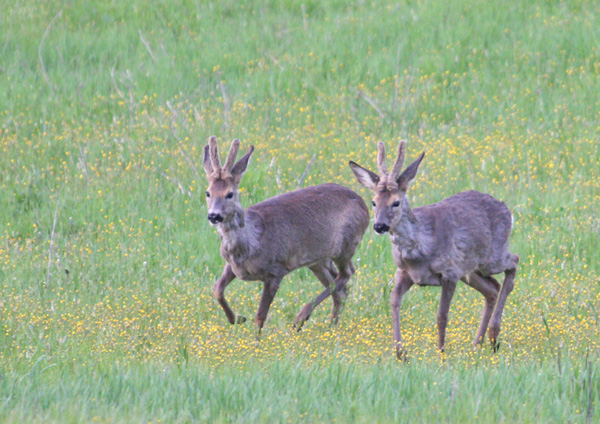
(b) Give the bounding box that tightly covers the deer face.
[371,188,406,234]
[202,136,254,226]
[205,177,238,225]
[349,140,424,235]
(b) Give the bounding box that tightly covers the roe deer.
[203,136,369,331]
[349,140,518,359]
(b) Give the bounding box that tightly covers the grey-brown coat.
[204,136,369,331]
[350,140,519,359]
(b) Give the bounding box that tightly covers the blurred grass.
[1,0,599,422]
[1,358,597,423]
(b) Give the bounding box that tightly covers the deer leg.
[255,276,283,332]
[294,260,337,331]
[488,254,519,351]
[391,269,414,360]
[213,264,245,324]
[463,273,500,346]
[437,279,457,353]
[330,260,355,325]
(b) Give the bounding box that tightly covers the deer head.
[203,136,254,225]
[349,140,424,234]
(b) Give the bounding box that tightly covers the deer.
[349,140,519,360]
[203,136,369,333]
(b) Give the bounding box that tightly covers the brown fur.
[204,137,369,331]
[350,141,518,359]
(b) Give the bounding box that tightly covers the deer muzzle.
[373,222,390,234]
[208,213,224,225]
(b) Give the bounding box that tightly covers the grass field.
[1,0,599,422]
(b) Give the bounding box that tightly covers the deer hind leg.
[255,276,283,332]
[330,259,356,324]
[293,260,337,331]
[213,264,245,324]
[437,279,458,353]
[391,270,414,361]
[488,253,519,351]
[463,272,500,346]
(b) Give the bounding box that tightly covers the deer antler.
[388,140,407,183]
[377,142,388,176]
[208,135,222,171]
[223,139,240,173]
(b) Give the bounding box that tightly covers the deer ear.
[231,145,254,184]
[349,161,380,191]
[397,152,425,190]
[203,144,214,176]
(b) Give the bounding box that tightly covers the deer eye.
[392,201,401,207]
[226,192,234,199]
[372,200,376,207]
[205,191,210,198]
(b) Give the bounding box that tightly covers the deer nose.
[208,213,224,224]
[373,223,390,234]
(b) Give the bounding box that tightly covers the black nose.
[373,223,390,234]
[208,213,223,224]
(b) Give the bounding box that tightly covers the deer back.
[403,190,513,281]
[238,183,369,277]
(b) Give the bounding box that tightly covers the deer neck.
[217,206,260,264]
[390,201,427,260]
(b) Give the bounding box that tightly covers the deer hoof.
[491,340,501,353]
[235,315,247,324]
[396,347,409,362]
[293,304,313,331]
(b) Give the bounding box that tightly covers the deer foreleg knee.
[390,293,402,309]
[212,283,225,300]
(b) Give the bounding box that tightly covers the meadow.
[1,0,599,422]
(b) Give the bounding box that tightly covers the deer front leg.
[390,269,414,360]
[213,264,246,324]
[255,276,283,332]
[436,279,457,353]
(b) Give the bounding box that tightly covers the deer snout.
[373,223,390,234]
[208,213,224,225]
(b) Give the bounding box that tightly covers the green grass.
[1,358,597,423]
[1,0,599,422]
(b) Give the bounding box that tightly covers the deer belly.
[228,262,260,281]
[228,259,286,282]
[408,269,441,287]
